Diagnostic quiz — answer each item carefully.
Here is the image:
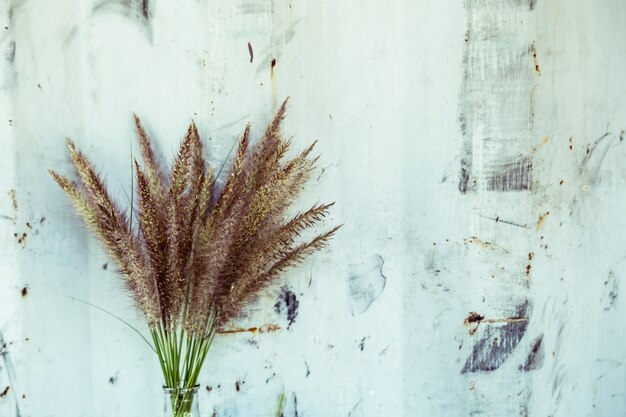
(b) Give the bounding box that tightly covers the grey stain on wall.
[274,286,299,329]
[92,0,153,41]
[486,155,532,192]
[462,301,529,373]
[348,255,386,316]
[520,334,544,371]
[0,332,21,416]
[458,0,536,194]
[5,41,15,64]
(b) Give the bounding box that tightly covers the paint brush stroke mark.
[348,254,386,315]
[486,155,532,191]
[238,3,269,15]
[348,397,363,417]
[5,41,15,63]
[3,27,16,91]
[457,1,535,193]
[274,286,299,329]
[461,301,529,373]
[0,332,21,416]
[580,132,620,185]
[603,270,619,312]
[279,392,299,417]
[92,0,154,42]
[513,0,537,10]
[520,334,544,371]
[62,26,79,49]
[247,42,253,63]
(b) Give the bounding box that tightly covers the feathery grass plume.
[49,99,339,416]
[133,114,166,199]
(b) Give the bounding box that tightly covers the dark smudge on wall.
[274,286,299,329]
[462,301,529,373]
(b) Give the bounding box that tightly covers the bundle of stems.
[49,99,339,414]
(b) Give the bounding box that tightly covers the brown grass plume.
[50,99,340,337]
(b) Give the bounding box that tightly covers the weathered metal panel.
[1,0,626,416]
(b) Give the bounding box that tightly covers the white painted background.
[1,0,626,416]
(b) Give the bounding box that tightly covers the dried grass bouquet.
[49,99,339,414]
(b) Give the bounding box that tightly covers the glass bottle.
[163,385,200,417]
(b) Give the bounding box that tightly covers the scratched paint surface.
[1,0,626,416]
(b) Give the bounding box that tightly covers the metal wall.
[1,0,626,416]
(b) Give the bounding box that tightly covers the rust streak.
[7,189,17,224]
[482,317,528,324]
[270,58,277,79]
[464,312,528,335]
[218,324,281,335]
[464,236,509,253]
[536,211,550,230]
[533,136,551,154]
[8,190,16,211]
[530,42,541,75]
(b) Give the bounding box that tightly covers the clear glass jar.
[163,385,200,417]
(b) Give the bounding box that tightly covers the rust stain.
[8,190,16,211]
[530,42,541,75]
[7,189,17,224]
[464,312,484,325]
[533,136,551,153]
[270,58,278,106]
[464,312,484,336]
[21,287,28,297]
[13,232,27,246]
[464,236,509,253]
[482,317,528,324]
[464,311,528,336]
[218,324,281,335]
[270,58,277,79]
[536,211,550,230]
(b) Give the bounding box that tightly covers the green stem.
[153,316,217,394]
